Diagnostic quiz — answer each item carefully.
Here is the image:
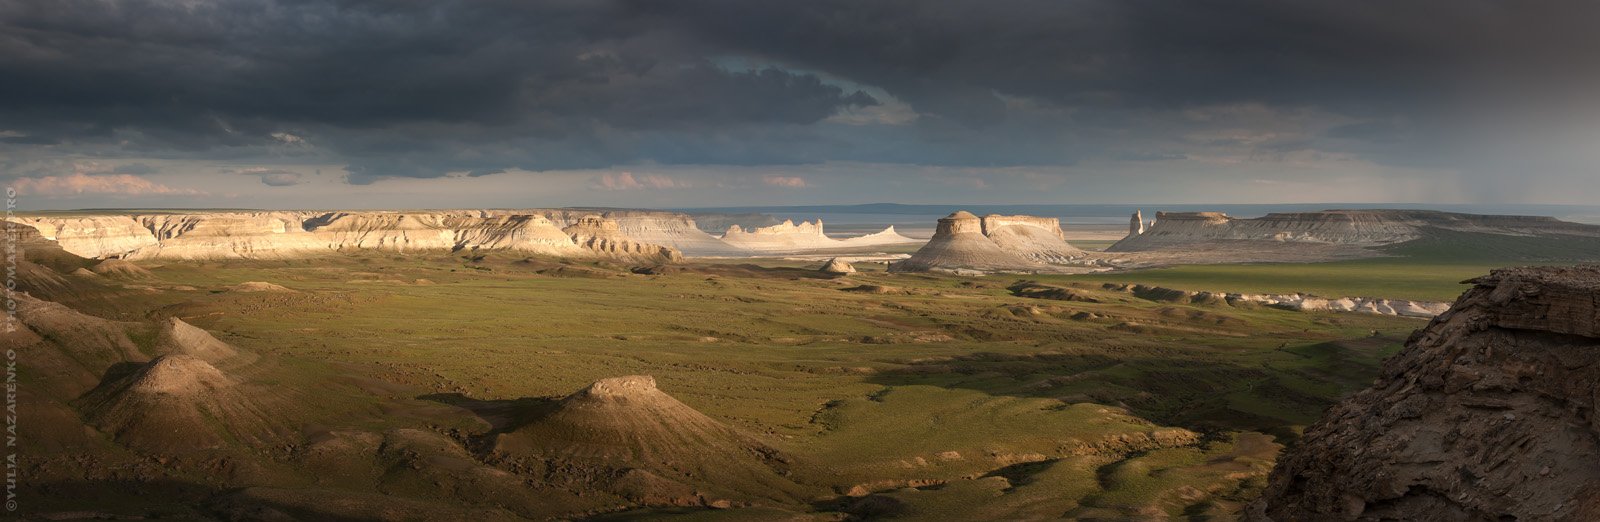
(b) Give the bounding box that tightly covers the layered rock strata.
[1251,265,1600,521]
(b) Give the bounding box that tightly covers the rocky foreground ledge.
[1249,265,1600,521]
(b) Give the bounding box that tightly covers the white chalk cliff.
[19,209,921,262]
[720,220,836,251]
[979,214,1084,263]
[562,215,685,263]
[523,209,739,256]
[19,211,677,262]
[719,219,919,253]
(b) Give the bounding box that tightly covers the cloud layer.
[2,0,1597,204]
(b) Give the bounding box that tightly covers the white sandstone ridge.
[1111,209,1600,252]
[19,211,680,262]
[1101,283,1451,318]
[890,211,1087,273]
[717,219,919,252]
[525,209,740,256]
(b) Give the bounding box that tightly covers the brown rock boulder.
[1250,265,1600,521]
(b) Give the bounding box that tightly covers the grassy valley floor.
[21,250,1459,520]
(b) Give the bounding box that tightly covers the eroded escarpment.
[561,215,685,263]
[980,214,1084,263]
[1250,265,1600,521]
[19,209,915,261]
[1111,209,1600,253]
[891,211,1044,273]
[529,209,742,256]
[19,211,680,262]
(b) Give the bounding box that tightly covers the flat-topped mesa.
[979,215,1067,239]
[562,215,683,263]
[980,214,1083,263]
[1250,265,1600,521]
[1108,209,1600,253]
[890,211,1044,273]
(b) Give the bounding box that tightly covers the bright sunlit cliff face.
[3,0,1599,209]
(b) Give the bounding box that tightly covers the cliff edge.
[1250,265,1600,521]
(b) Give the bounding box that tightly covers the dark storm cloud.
[0,0,878,180]
[652,0,1600,116]
[1,0,1596,182]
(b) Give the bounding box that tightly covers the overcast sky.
[3,0,1598,210]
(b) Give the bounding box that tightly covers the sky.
[2,0,1599,210]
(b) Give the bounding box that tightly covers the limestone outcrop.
[562,215,684,263]
[890,211,1045,273]
[1250,265,1600,521]
[1098,283,1452,318]
[820,258,857,274]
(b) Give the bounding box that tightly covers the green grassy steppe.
[29,251,1442,519]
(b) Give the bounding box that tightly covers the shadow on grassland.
[863,336,1402,440]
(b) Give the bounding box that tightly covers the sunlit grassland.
[109,252,1434,517]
